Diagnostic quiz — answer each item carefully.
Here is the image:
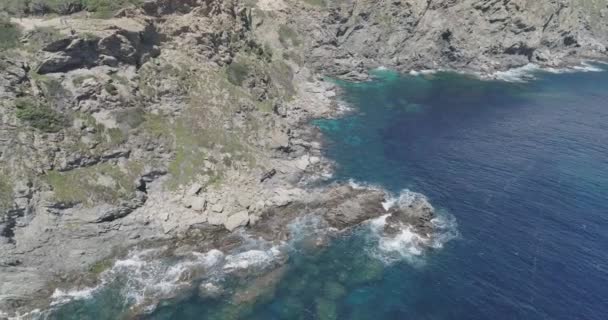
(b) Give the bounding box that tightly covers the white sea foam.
[490,61,605,82]
[491,63,540,82]
[50,287,97,306]
[381,189,422,211]
[409,69,439,76]
[347,179,383,192]
[572,61,604,72]
[223,247,283,272]
[2,309,43,320]
[366,189,459,265]
[366,214,428,265]
[47,238,288,312]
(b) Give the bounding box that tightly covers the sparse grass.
[115,107,145,128]
[25,26,62,52]
[106,127,126,145]
[72,74,96,87]
[104,82,118,95]
[226,61,251,86]
[278,25,300,48]
[270,60,295,99]
[141,113,172,137]
[0,173,13,215]
[45,162,143,205]
[83,0,142,18]
[15,97,66,133]
[0,0,142,18]
[303,0,326,7]
[0,17,21,50]
[34,73,70,104]
[167,119,209,189]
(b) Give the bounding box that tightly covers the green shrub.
[0,17,21,50]
[15,97,66,133]
[226,61,250,86]
[45,162,142,205]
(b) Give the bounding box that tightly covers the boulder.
[187,183,203,196]
[224,211,250,231]
[269,128,289,149]
[190,197,206,212]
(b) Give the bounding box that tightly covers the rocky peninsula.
[0,0,606,317]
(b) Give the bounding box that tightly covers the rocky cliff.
[0,0,606,316]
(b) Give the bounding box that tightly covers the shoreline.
[3,56,606,319]
[2,53,607,318]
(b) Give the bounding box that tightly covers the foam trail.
[47,237,287,312]
[491,61,605,82]
[492,64,540,82]
[409,69,439,76]
[50,287,97,306]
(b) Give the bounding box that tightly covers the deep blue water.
[312,67,608,320]
[48,66,608,319]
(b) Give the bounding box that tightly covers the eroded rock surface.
[0,0,605,316]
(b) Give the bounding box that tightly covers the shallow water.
[47,65,608,319]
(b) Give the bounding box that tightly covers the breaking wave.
[490,62,605,82]
[365,189,459,265]
[46,239,286,314]
[44,185,458,316]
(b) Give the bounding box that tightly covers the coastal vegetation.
[44,161,143,205]
[14,97,66,133]
[0,16,21,50]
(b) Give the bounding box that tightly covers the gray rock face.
[294,0,608,75]
[0,0,605,316]
[36,24,159,74]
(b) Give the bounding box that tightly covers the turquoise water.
[47,65,608,319]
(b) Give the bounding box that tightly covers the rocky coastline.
[0,0,606,317]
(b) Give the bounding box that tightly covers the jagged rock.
[94,193,147,223]
[42,38,73,52]
[224,211,249,231]
[384,193,434,236]
[187,183,203,196]
[98,33,139,65]
[37,53,83,74]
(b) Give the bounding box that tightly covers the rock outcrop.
[0,0,605,316]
